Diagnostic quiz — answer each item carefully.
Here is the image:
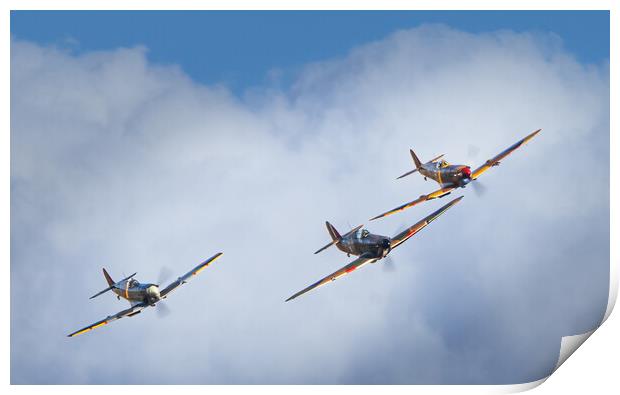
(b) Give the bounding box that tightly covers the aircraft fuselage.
[336,229,391,259]
[419,162,472,188]
[112,279,161,306]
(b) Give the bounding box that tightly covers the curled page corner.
[549,256,619,373]
[553,329,596,372]
[499,377,547,393]
[550,270,617,374]
[505,267,617,393]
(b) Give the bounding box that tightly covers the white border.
[3,1,616,393]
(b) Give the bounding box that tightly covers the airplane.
[369,129,541,221]
[285,196,463,302]
[67,252,223,337]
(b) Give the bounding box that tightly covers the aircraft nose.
[147,285,160,300]
[382,238,391,256]
[461,166,472,178]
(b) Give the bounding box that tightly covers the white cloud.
[11,24,609,384]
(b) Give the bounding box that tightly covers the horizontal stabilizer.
[397,149,422,180]
[398,149,443,180]
[397,153,445,179]
[89,271,137,300]
[89,285,115,300]
[428,153,445,163]
[396,168,418,179]
[314,224,363,254]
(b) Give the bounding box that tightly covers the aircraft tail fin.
[397,150,447,179]
[326,221,341,241]
[314,222,363,254]
[102,268,114,286]
[410,149,423,169]
[397,149,424,179]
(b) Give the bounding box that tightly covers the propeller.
[381,238,392,256]
[465,144,488,196]
[155,266,173,317]
[156,301,171,318]
[381,230,398,273]
[158,266,173,287]
[471,180,487,197]
[382,256,396,273]
[380,221,412,273]
[467,144,480,159]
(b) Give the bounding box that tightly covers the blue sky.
[11,12,609,384]
[11,11,610,93]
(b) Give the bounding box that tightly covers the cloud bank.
[11,24,609,384]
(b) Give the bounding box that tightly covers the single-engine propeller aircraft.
[285,196,463,302]
[67,252,223,337]
[370,129,541,221]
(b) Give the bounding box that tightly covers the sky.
[10,11,610,93]
[10,11,610,384]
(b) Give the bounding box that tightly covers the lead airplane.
[67,252,223,337]
[370,129,541,221]
[285,196,463,302]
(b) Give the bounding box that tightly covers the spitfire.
[285,196,463,302]
[67,129,540,329]
[67,252,223,337]
[370,129,541,221]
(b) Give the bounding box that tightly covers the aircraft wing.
[67,302,149,337]
[471,129,541,180]
[159,252,223,299]
[369,186,456,221]
[390,196,463,250]
[285,255,377,302]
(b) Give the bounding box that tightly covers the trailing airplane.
[67,252,223,337]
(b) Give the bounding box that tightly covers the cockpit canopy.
[357,229,370,238]
[439,159,450,168]
[128,279,139,288]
